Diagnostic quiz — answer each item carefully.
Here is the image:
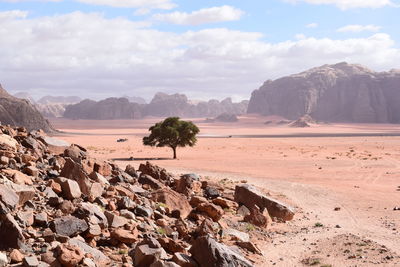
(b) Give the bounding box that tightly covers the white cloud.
[0,10,28,19]
[306,23,318,28]
[0,0,175,9]
[76,0,175,9]
[284,0,396,9]
[152,5,244,25]
[337,24,381,32]
[295,33,306,39]
[0,10,399,100]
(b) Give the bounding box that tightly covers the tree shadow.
[112,157,173,161]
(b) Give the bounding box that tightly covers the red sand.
[50,115,400,266]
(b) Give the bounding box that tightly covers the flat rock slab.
[50,216,88,237]
[234,184,295,221]
[189,235,253,267]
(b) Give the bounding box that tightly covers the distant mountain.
[0,84,53,131]
[64,98,143,120]
[123,96,147,104]
[37,95,82,105]
[63,92,248,120]
[247,62,400,123]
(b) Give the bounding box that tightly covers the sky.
[0,0,399,101]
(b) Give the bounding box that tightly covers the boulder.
[189,235,253,267]
[139,174,165,190]
[50,216,88,237]
[2,169,32,185]
[243,206,270,228]
[73,202,108,228]
[22,256,39,267]
[172,253,198,267]
[10,249,24,263]
[104,211,128,228]
[55,177,82,200]
[56,244,84,267]
[133,244,168,267]
[68,238,110,266]
[111,228,138,244]
[234,184,294,221]
[0,184,19,209]
[195,203,224,222]
[0,214,25,249]
[0,133,18,151]
[151,188,192,218]
[7,183,35,206]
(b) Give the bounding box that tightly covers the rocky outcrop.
[0,84,53,132]
[247,62,400,123]
[1,124,290,266]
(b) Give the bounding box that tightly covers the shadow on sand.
[112,157,173,161]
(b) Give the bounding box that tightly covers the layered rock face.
[64,98,143,120]
[64,92,249,120]
[0,85,53,132]
[247,62,400,123]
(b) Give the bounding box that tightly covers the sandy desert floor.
[50,116,400,266]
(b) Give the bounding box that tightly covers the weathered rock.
[204,186,220,199]
[139,174,165,190]
[222,229,250,242]
[212,197,238,210]
[56,244,84,267]
[7,183,35,206]
[10,249,24,263]
[0,133,18,151]
[23,166,39,177]
[172,253,198,267]
[139,162,173,182]
[55,177,82,200]
[68,237,110,266]
[111,228,138,244]
[189,236,253,267]
[73,202,108,228]
[234,184,294,221]
[236,241,262,255]
[0,214,25,249]
[134,205,153,218]
[60,158,93,196]
[23,256,39,267]
[93,161,112,177]
[243,206,270,228]
[89,172,109,185]
[133,244,168,267]
[3,169,32,185]
[195,203,224,222]
[34,212,48,227]
[105,211,128,228]
[236,205,250,217]
[50,216,88,237]
[0,184,19,209]
[151,188,192,218]
[125,164,137,177]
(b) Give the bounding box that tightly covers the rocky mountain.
[247,62,400,123]
[64,92,249,120]
[37,95,82,105]
[123,95,147,104]
[64,98,143,120]
[0,84,53,132]
[13,92,36,104]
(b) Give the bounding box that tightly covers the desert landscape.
[49,116,400,266]
[1,1,400,265]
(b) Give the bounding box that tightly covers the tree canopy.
[143,117,200,159]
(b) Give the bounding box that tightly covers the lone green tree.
[143,117,200,159]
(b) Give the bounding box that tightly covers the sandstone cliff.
[64,93,248,120]
[64,98,143,120]
[0,84,53,131]
[247,62,400,123]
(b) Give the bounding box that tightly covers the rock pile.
[0,124,295,266]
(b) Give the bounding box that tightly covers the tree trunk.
[172,147,177,159]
